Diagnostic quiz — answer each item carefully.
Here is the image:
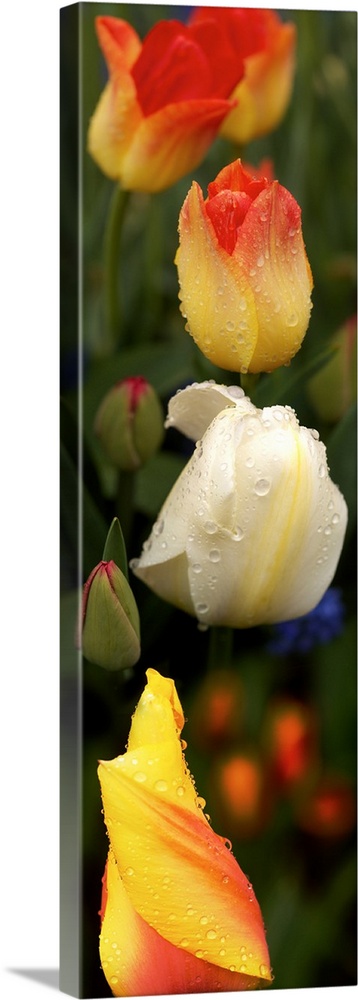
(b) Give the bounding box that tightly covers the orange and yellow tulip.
[98,668,272,995]
[87,15,241,192]
[176,159,313,373]
[189,7,296,145]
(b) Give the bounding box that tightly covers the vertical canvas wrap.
[60,3,357,998]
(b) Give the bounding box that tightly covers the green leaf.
[81,340,195,430]
[134,451,187,518]
[102,517,128,579]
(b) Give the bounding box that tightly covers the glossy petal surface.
[99,669,272,992]
[133,384,348,627]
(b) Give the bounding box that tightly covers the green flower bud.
[81,560,140,670]
[307,315,357,423]
[95,376,164,470]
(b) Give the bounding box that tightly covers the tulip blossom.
[98,668,272,995]
[176,159,313,373]
[131,381,347,629]
[189,7,296,146]
[87,15,242,192]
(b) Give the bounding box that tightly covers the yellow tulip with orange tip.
[98,669,272,995]
[175,158,313,374]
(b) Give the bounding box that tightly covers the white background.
[0,1,355,998]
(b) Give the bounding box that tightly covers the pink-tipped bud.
[80,559,140,670]
[95,376,164,470]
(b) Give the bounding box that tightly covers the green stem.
[207,626,234,672]
[103,185,130,351]
[240,372,260,398]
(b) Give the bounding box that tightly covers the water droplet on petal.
[154,779,168,793]
[196,602,209,615]
[254,478,271,496]
[133,771,147,783]
[209,548,221,563]
[287,312,298,327]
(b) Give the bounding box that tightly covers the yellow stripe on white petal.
[132,383,348,628]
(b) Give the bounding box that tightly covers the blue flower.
[266,587,345,655]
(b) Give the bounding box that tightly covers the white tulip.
[131,381,348,629]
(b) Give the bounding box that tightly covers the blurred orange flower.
[189,669,244,751]
[295,774,356,839]
[263,698,319,793]
[214,751,271,839]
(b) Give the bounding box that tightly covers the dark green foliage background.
[60,4,357,996]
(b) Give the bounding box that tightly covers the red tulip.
[88,15,242,192]
[189,7,296,145]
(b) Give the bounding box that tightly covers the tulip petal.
[133,392,348,627]
[98,765,272,984]
[96,16,142,75]
[233,182,313,373]
[176,181,259,371]
[119,99,234,192]
[165,380,256,441]
[184,406,348,626]
[220,22,296,144]
[88,75,142,181]
[100,849,265,995]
